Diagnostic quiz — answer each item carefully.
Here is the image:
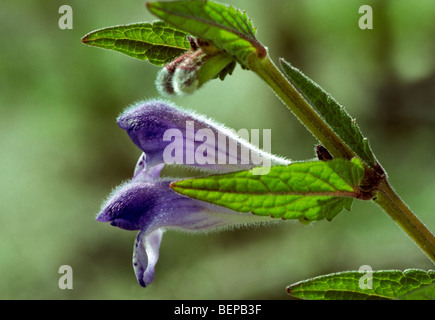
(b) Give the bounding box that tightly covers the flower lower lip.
[110,219,139,231]
[97,100,290,287]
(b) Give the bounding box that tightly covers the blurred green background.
[1,0,434,299]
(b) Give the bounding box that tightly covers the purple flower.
[97,100,290,287]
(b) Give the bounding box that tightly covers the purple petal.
[97,178,276,287]
[133,153,165,181]
[99,99,292,288]
[96,181,156,231]
[117,100,290,173]
[97,179,259,233]
[133,229,163,287]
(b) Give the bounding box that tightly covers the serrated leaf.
[146,0,266,67]
[280,58,376,167]
[81,21,190,66]
[171,158,364,222]
[287,269,435,300]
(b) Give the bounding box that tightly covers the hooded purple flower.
[97,100,290,287]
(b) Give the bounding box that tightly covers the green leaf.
[81,21,191,66]
[399,282,435,300]
[146,0,266,67]
[287,269,435,300]
[280,58,376,167]
[171,158,364,222]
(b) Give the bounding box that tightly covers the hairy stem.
[249,54,356,161]
[250,54,435,264]
[374,179,435,263]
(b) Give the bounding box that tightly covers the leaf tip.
[169,181,184,193]
[169,181,177,189]
[285,285,299,299]
[278,57,287,66]
[145,1,157,12]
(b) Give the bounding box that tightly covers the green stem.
[249,54,356,161]
[374,179,435,263]
[249,53,435,264]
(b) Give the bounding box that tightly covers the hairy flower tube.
[96,100,290,287]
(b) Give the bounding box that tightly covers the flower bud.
[155,51,191,96]
[156,37,235,96]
